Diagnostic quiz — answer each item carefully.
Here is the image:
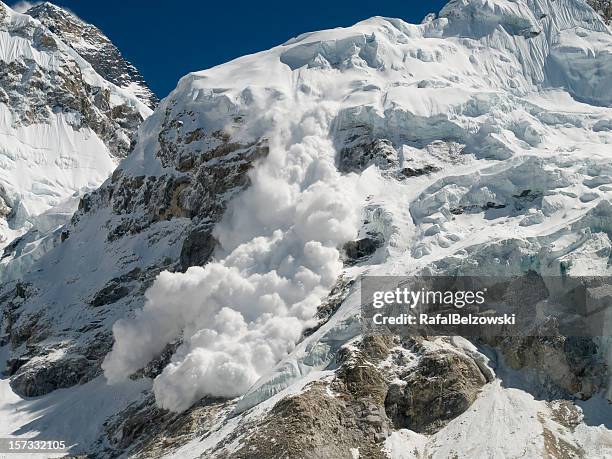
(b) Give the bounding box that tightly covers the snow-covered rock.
[25,2,157,108]
[0,1,151,252]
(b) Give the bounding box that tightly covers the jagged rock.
[338,138,398,173]
[343,236,382,262]
[564,337,599,373]
[97,393,228,458]
[140,339,182,380]
[385,350,488,433]
[10,354,98,397]
[400,164,440,177]
[304,275,355,336]
[337,350,389,405]
[0,47,144,158]
[91,285,130,308]
[179,226,216,271]
[26,2,158,108]
[0,195,10,219]
[227,383,388,459]
[90,268,141,307]
[7,321,113,397]
[588,0,612,23]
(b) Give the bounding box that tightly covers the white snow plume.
[10,1,41,13]
[103,102,370,412]
[12,1,81,18]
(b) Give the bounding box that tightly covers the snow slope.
[1,0,611,457]
[383,380,612,458]
[0,1,151,251]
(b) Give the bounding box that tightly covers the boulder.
[385,350,487,433]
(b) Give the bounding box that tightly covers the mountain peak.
[26,1,158,108]
[0,0,151,249]
[31,1,63,10]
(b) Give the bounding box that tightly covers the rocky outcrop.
[95,393,229,458]
[385,350,489,433]
[9,354,101,397]
[0,56,143,158]
[0,195,10,219]
[192,336,489,458]
[229,382,389,459]
[343,236,382,262]
[588,0,612,23]
[337,138,399,174]
[203,335,393,459]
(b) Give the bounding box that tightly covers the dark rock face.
[343,236,382,262]
[90,268,141,307]
[26,2,158,108]
[9,354,97,397]
[179,228,216,271]
[401,164,440,177]
[564,336,599,371]
[95,392,228,458]
[141,339,182,379]
[385,351,488,433]
[4,289,113,396]
[588,0,612,23]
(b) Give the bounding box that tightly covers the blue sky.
[13,0,449,98]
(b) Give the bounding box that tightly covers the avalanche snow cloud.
[104,0,612,413]
[103,100,373,411]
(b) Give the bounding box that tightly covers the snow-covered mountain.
[0,1,151,255]
[25,2,158,109]
[1,0,611,457]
